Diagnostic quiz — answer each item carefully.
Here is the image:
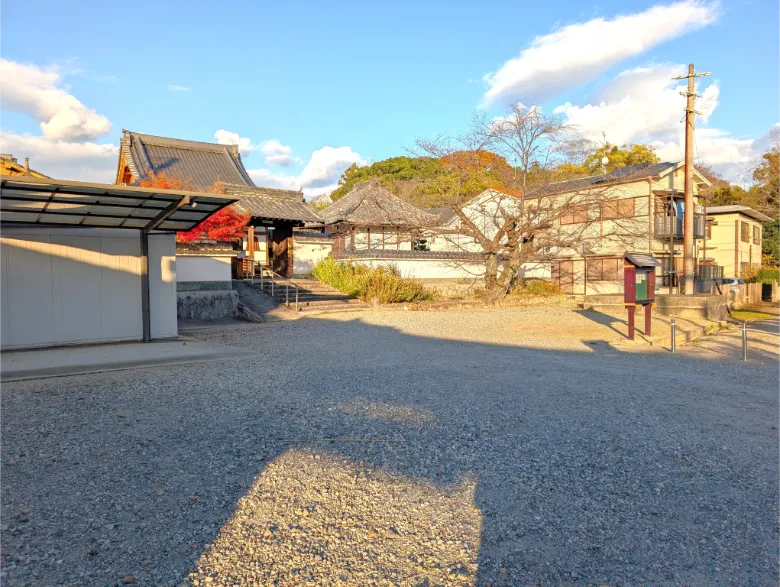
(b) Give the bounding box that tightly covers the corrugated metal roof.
[119,130,255,190]
[527,162,678,197]
[320,179,438,227]
[224,184,322,223]
[0,175,238,232]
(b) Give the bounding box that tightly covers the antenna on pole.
[673,63,711,295]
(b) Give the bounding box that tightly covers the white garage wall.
[176,255,232,282]
[1,227,176,349]
[149,234,177,339]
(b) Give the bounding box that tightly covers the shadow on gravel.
[1,317,778,586]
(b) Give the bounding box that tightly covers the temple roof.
[319,179,438,227]
[117,130,254,190]
[225,184,322,224]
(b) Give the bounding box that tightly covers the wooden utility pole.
[673,64,710,295]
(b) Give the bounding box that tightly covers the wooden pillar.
[247,225,255,276]
[644,304,652,336]
[627,305,635,341]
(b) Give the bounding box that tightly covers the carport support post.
[627,305,635,340]
[140,229,151,343]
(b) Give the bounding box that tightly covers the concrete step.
[298,303,368,314]
[298,298,364,307]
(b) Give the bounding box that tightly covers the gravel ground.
[2,307,777,586]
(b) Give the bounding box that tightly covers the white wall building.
[0,176,236,350]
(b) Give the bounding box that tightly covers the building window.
[602,197,636,219]
[560,205,589,225]
[740,262,750,276]
[753,225,761,244]
[586,258,621,281]
[706,220,713,239]
[741,221,750,243]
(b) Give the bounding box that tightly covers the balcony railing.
[654,213,705,239]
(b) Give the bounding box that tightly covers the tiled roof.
[320,179,438,227]
[527,162,678,197]
[332,249,490,261]
[224,184,322,223]
[118,130,254,190]
[176,240,237,256]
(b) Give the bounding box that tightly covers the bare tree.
[415,107,650,297]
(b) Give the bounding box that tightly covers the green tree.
[763,219,779,266]
[330,156,443,201]
[550,142,660,180]
[752,146,779,218]
[329,152,516,208]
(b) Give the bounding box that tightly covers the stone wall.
[177,290,239,320]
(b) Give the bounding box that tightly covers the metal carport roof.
[0,175,238,232]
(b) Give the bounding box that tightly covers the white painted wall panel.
[2,234,55,348]
[53,236,103,343]
[99,236,142,341]
[149,234,177,339]
[176,256,232,282]
[1,242,11,346]
[0,227,149,349]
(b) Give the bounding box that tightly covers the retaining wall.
[583,293,728,321]
[176,290,239,320]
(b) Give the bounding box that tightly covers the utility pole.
[673,64,710,295]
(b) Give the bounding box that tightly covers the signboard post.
[624,253,662,340]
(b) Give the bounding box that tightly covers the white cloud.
[481,0,719,107]
[214,130,298,166]
[260,139,297,167]
[0,58,113,141]
[553,64,770,178]
[248,145,364,198]
[0,131,118,182]
[167,84,191,92]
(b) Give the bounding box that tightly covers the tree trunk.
[484,254,499,291]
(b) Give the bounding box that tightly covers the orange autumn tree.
[138,172,250,243]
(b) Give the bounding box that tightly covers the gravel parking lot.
[2,307,777,586]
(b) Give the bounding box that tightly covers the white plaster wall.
[347,257,549,280]
[176,255,232,282]
[293,238,333,276]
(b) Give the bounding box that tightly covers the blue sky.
[1,0,777,195]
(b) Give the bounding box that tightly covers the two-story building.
[428,161,713,295]
[705,205,772,278]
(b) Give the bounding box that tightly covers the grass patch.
[312,257,435,304]
[731,309,776,322]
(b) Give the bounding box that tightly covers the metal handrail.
[251,262,300,312]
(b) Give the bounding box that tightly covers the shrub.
[312,257,434,303]
[510,279,563,297]
[744,267,780,284]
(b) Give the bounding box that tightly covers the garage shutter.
[1,229,143,350]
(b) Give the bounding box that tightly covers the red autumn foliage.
[138,172,250,243]
[175,206,250,243]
